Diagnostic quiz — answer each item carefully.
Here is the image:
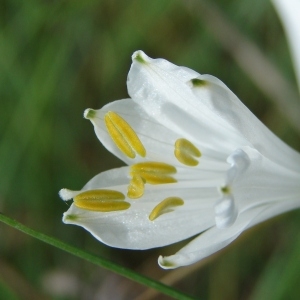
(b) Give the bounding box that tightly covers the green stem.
[0,213,195,300]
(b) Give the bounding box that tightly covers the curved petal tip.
[158,255,178,270]
[132,50,149,64]
[84,108,96,120]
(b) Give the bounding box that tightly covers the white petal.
[84,98,187,165]
[190,75,300,172]
[62,165,223,249]
[127,51,249,159]
[63,182,219,249]
[248,196,300,228]
[272,0,300,92]
[159,102,245,160]
[229,147,300,211]
[161,146,300,268]
[158,196,300,269]
[85,98,229,170]
[214,194,238,228]
[81,166,131,190]
[84,99,148,165]
[215,146,300,228]
[79,164,225,192]
[158,205,264,269]
[129,50,200,87]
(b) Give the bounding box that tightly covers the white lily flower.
[272,0,300,92]
[59,51,300,269]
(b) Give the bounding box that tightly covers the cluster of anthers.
[64,109,201,218]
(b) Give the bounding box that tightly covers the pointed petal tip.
[190,78,209,88]
[63,212,79,223]
[62,212,68,223]
[158,255,178,270]
[84,108,96,120]
[132,50,149,64]
[158,253,196,269]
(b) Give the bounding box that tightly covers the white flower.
[59,51,300,269]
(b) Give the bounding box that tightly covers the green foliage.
[0,280,18,300]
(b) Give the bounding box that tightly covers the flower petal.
[158,196,300,269]
[84,98,184,165]
[63,184,218,249]
[81,166,131,190]
[190,75,300,172]
[85,98,229,171]
[228,147,300,211]
[272,0,300,92]
[215,146,300,228]
[128,51,250,159]
[62,167,221,249]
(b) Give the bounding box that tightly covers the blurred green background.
[1,0,300,299]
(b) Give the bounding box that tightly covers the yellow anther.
[130,162,177,184]
[75,200,130,212]
[74,190,125,201]
[127,175,145,199]
[131,162,176,174]
[174,138,201,166]
[74,189,130,212]
[149,197,184,221]
[104,111,146,159]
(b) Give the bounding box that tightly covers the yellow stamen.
[174,138,201,166]
[130,162,177,184]
[149,197,184,221]
[74,190,125,201]
[127,175,145,199]
[74,189,130,212]
[104,111,146,159]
